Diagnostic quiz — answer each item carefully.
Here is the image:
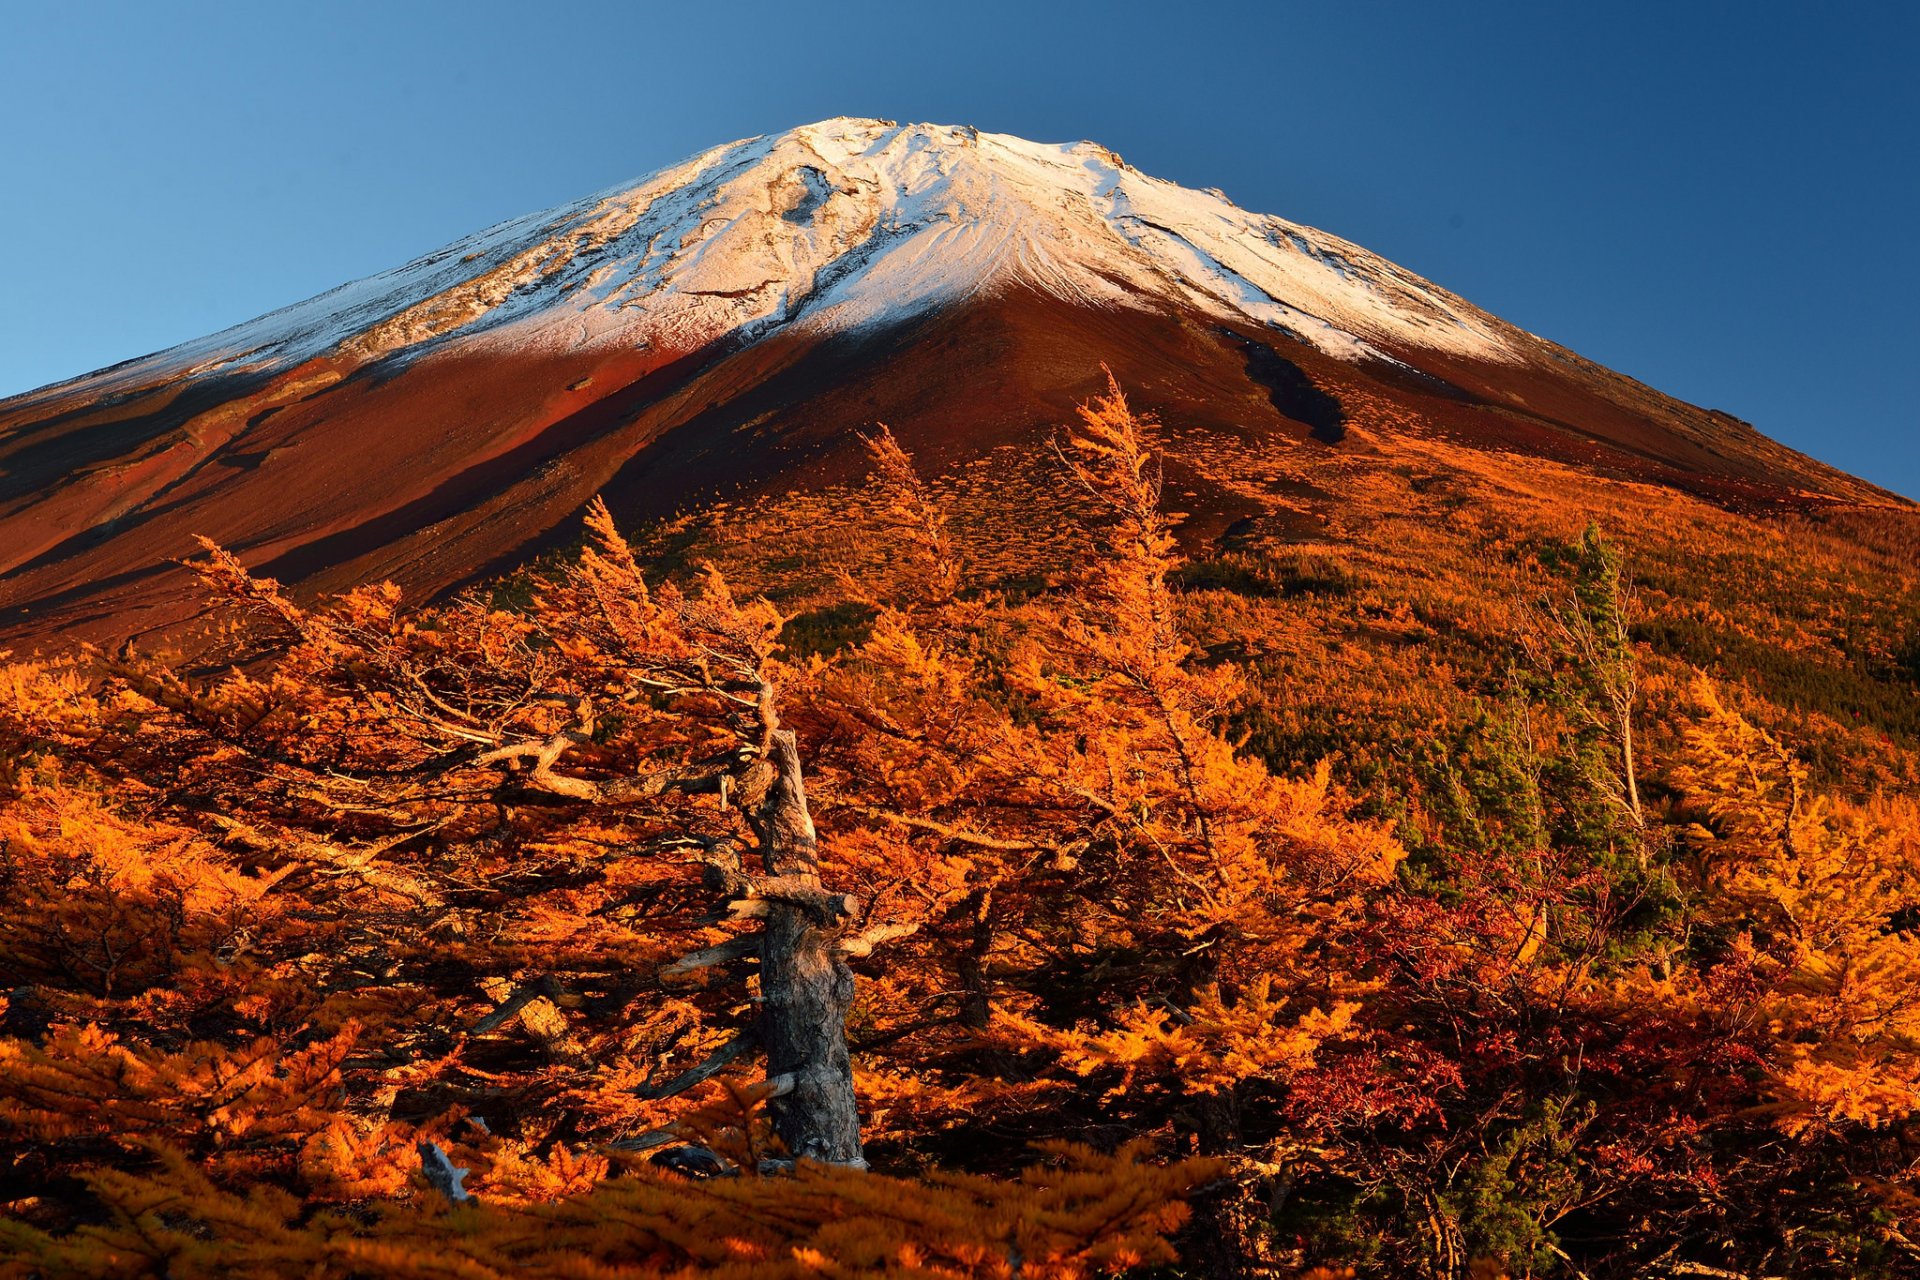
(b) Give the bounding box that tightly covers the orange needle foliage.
[0,1139,1211,1280]
[1666,678,1920,1136]
[2,376,1918,1277]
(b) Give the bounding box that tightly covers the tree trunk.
[1616,697,1643,828]
[749,729,866,1167]
[956,886,995,1032]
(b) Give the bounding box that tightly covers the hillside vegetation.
[2,381,1917,1279]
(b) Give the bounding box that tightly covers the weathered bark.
[956,886,995,1032]
[746,729,866,1167]
[633,1031,758,1100]
[1176,949,1263,1279]
[478,976,589,1066]
[417,1142,472,1203]
[951,885,1017,1077]
[450,666,872,1164]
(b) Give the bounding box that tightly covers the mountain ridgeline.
[0,117,1895,651]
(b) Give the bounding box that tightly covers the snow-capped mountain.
[50,119,1514,399]
[0,119,1888,649]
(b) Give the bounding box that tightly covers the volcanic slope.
[0,117,1897,650]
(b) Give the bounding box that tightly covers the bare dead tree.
[170,504,916,1169]
[1523,524,1646,835]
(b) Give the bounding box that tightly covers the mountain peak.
[16,119,1521,414]
[0,119,1882,653]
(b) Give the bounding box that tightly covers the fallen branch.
[834,919,922,959]
[633,1032,759,1100]
[218,817,445,908]
[477,976,590,1066]
[418,1142,471,1203]
[1668,1264,1787,1280]
[607,1127,681,1153]
[469,979,549,1035]
[662,935,761,979]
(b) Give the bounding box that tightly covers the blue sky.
[3,1,1915,493]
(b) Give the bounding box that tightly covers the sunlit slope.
[0,118,1894,650]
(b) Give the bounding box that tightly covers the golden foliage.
[995,980,1358,1096]
[7,369,1919,1276]
[0,1141,1214,1280]
[1671,678,1920,1135]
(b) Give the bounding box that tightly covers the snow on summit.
[54,119,1521,399]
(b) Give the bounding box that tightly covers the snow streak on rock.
[33,119,1521,404]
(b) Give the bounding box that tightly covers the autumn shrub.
[3,377,1918,1279]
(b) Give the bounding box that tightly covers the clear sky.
[3,1,1915,494]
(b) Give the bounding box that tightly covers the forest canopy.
[0,379,1916,1279]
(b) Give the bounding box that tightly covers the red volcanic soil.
[0,289,1889,653]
